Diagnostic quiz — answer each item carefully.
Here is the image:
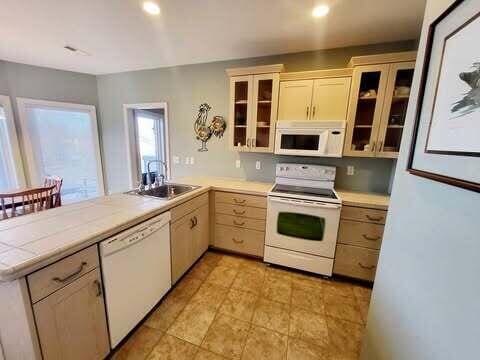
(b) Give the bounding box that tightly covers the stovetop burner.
[271,184,338,200]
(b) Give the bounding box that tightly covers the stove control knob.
[285,166,290,171]
[280,167,284,171]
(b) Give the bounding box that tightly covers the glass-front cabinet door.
[229,76,252,151]
[251,73,279,152]
[376,62,415,158]
[344,64,389,157]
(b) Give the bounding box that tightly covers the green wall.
[97,40,416,194]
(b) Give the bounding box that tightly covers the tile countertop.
[336,189,390,210]
[0,176,388,281]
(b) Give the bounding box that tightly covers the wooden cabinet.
[212,191,266,257]
[170,194,210,284]
[277,69,352,121]
[227,65,284,153]
[333,205,387,282]
[278,80,314,120]
[32,267,109,360]
[344,52,416,158]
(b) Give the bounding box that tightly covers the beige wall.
[362,1,480,359]
[97,40,417,194]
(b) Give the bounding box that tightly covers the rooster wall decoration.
[193,103,226,151]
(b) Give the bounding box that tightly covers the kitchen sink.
[126,183,200,200]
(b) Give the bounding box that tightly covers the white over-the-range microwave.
[274,120,346,157]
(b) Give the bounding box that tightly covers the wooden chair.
[43,176,63,207]
[0,185,57,220]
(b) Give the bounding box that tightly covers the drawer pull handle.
[233,198,246,204]
[94,279,102,297]
[366,215,383,222]
[52,262,87,283]
[233,220,245,226]
[232,237,244,244]
[362,234,381,241]
[358,262,376,270]
[233,209,245,215]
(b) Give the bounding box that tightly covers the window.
[0,95,25,191]
[124,103,169,188]
[17,98,104,203]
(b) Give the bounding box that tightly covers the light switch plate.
[347,165,355,176]
[190,157,195,165]
[235,160,241,168]
[173,156,180,164]
[256,161,261,170]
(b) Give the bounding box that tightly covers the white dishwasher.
[100,212,171,348]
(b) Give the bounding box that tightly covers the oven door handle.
[269,197,341,209]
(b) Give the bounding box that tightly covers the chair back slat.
[43,176,63,207]
[0,185,57,220]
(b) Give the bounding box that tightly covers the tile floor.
[112,251,372,360]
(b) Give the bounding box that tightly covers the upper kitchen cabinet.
[227,64,284,153]
[278,68,352,121]
[344,51,416,158]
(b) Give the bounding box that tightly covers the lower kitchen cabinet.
[213,191,266,257]
[33,268,110,360]
[170,193,210,284]
[333,205,387,282]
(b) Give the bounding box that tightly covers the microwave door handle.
[269,197,341,209]
[319,131,329,154]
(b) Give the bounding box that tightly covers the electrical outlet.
[185,157,190,165]
[190,157,195,165]
[347,165,355,176]
[173,156,180,164]
[235,160,241,168]
[256,161,261,170]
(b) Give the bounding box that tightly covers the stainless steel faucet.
[146,160,167,188]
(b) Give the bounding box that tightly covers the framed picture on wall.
[408,0,480,192]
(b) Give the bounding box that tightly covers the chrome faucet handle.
[153,175,161,187]
[137,181,145,192]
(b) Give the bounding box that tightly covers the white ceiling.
[0,0,426,75]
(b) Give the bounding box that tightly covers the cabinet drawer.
[28,245,99,303]
[338,220,384,249]
[333,244,379,281]
[171,192,209,223]
[341,206,387,224]
[215,214,266,232]
[215,191,266,208]
[215,203,266,220]
[214,224,265,257]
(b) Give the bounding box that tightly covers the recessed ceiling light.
[143,1,160,15]
[312,5,330,17]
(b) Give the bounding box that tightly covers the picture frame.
[407,0,480,192]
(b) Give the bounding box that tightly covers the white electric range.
[264,163,342,276]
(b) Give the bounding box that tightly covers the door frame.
[0,95,26,189]
[16,98,105,195]
[123,102,170,189]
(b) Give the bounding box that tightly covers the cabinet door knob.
[246,138,250,148]
[233,198,246,205]
[233,209,245,215]
[190,218,195,229]
[312,106,316,118]
[371,141,376,152]
[306,106,310,118]
[233,220,245,226]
